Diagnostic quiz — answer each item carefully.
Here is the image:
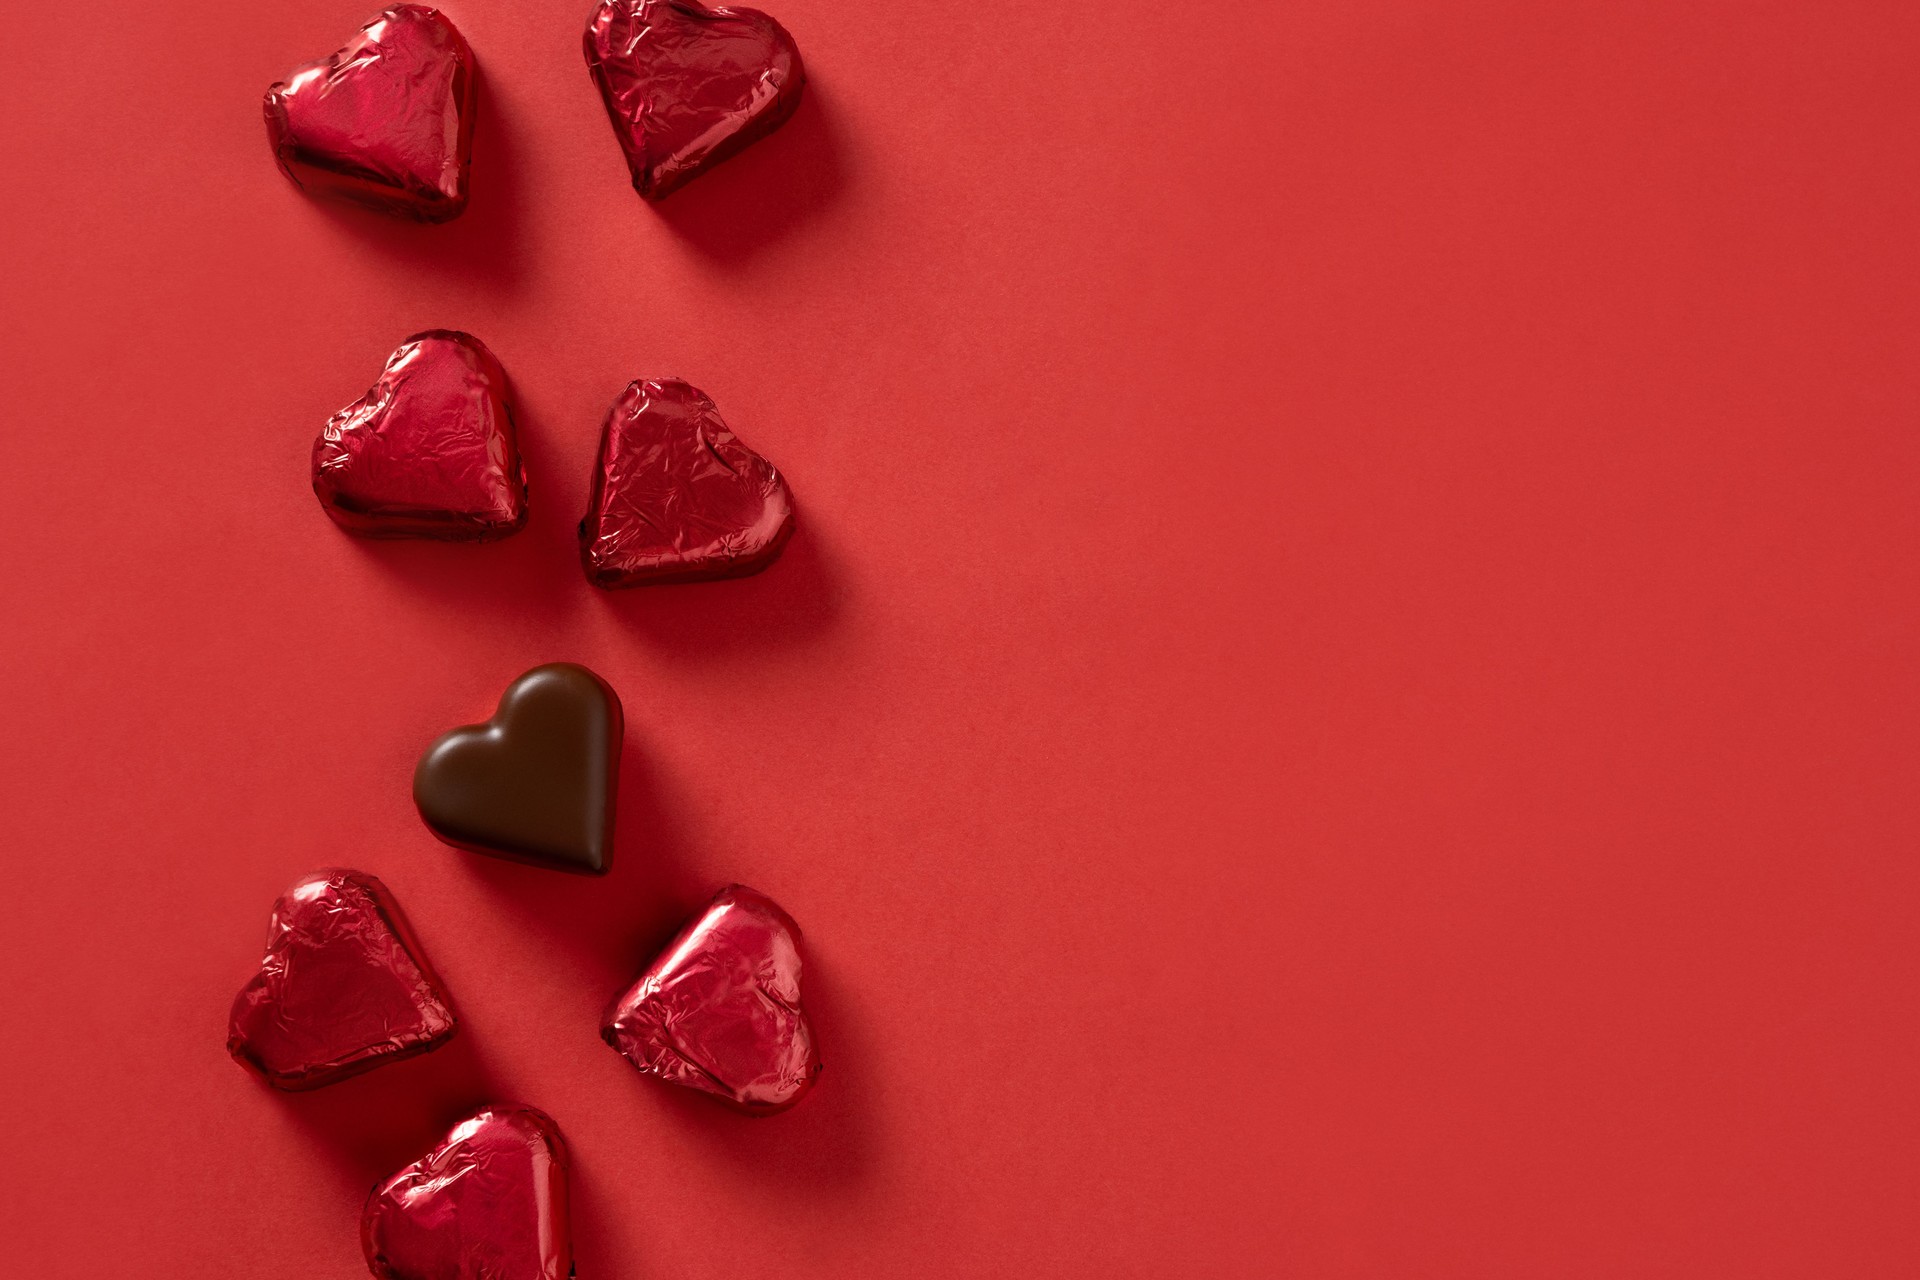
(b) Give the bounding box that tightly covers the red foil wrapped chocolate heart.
[363,1106,572,1280]
[313,331,529,540]
[602,885,821,1114]
[583,0,805,200]
[264,5,477,221]
[578,379,794,587]
[228,870,456,1090]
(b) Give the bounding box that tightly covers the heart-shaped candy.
[583,0,805,200]
[602,885,821,1114]
[363,1106,572,1280]
[228,870,456,1090]
[313,331,529,540]
[414,664,623,874]
[264,5,477,221]
[579,379,794,587]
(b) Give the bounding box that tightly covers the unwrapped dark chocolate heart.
[602,885,821,1114]
[313,331,529,540]
[579,378,795,587]
[264,5,477,221]
[228,869,457,1090]
[584,0,805,200]
[414,664,623,874]
[363,1106,572,1280]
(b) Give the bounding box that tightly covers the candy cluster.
[233,5,826,1276]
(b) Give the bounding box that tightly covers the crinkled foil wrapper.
[584,0,805,199]
[264,5,476,221]
[228,870,457,1090]
[313,330,529,540]
[579,378,794,586]
[602,885,821,1114]
[363,1106,572,1280]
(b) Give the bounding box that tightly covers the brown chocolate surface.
[413,664,623,874]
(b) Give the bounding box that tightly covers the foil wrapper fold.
[579,379,794,586]
[602,885,821,1114]
[363,1106,572,1280]
[313,331,528,540]
[265,5,477,221]
[584,0,805,200]
[228,870,456,1090]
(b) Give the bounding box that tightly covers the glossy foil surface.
[579,379,794,586]
[584,0,805,199]
[228,870,456,1090]
[264,5,476,221]
[314,331,528,540]
[363,1106,572,1280]
[602,885,821,1114]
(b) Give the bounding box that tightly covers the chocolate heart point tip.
[414,664,624,875]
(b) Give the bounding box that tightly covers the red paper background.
[2,1,1917,1275]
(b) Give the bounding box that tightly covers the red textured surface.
[602,885,821,1114]
[362,1106,571,1280]
[580,379,794,586]
[229,870,457,1090]
[264,5,477,221]
[584,0,804,201]
[313,330,528,539]
[1,2,1917,1277]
